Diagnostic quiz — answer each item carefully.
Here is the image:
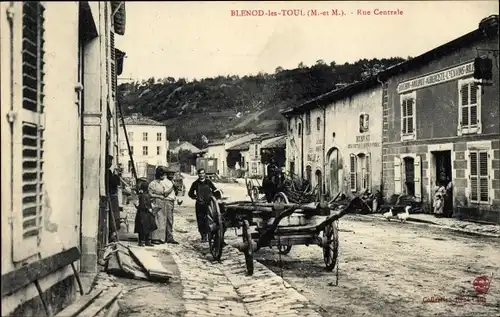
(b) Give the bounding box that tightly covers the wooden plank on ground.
[55,290,103,317]
[128,246,173,280]
[77,288,122,317]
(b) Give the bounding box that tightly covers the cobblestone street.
[114,178,500,317]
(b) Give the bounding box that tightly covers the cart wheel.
[273,192,290,204]
[242,220,254,276]
[208,197,224,261]
[277,245,292,255]
[323,222,339,271]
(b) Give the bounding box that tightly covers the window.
[458,78,482,135]
[393,155,422,198]
[157,146,161,155]
[157,132,162,141]
[359,112,369,133]
[288,118,293,132]
[128,132,133,140]
[130,146,134,154]
[305,111,311,135]
[13,1,46,262]
[128,161,133,172]
[316,117,321,131]
[298,123,302,137]
[142,132,148,141]
[254,144,258,157]
[349,153,372,192]
[469,150,489,203]
[400,92,416,141]
[142,146,148,155]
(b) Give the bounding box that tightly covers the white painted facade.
[286,84,383,196]
[118,124,169,177]
[204,133,257,176]
[1,1,123,315]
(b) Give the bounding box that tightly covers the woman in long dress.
[148,167,170,244]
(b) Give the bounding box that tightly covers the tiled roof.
[261,136,286,149]
[227,141,251,151]
[121,114,164,126]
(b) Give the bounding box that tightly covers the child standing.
[134,180,158,246]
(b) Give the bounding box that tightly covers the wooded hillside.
[117,57,407,147]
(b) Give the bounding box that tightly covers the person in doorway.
[135,179,157,247]
[445,176,453,217]
[148,167,175,244]
[188,168,218,242]
[433,176,447,217]
[162,168,179,244]
[107,155,121,241]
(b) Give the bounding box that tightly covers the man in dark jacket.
[188,168,218,242]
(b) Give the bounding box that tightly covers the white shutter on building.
[12,1,46,262]
[414,155,422,199]
[365,153,371,192]
[393,156,402,195]
[469,151,489,203]
[349,154,356,192]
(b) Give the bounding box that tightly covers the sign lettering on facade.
[356,135,370,142]
[397,61,474,94]
[347,142,381,149]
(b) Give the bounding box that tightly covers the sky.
[115,1,499,82]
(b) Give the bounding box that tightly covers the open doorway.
[315,169,323,198]
[431,150,453,217]
[328,148,343,197]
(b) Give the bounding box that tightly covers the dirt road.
[254,216,500,317]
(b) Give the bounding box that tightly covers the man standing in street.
[188,168,218,242]
[162,167,179,244]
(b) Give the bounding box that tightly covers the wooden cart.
[206,191,361,276]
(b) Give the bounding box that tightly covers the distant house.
[169,140,201,154]
[119,114,169,178]
[226,133,287,177]
[204,133,257,176]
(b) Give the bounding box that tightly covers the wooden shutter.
[365,153,371,192]
[110,30,116,96]
[401,100,407,134]
[406,98,414,134]
[364,114,369,132]
[470,151,489,203]
[394,156,402,194]
[460,83,468,128]
[349,154,357,192]
[414,155,422,199]
[470,83,478,127]
[12,1,46,262]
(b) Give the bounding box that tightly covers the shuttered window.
[400,92,416,141]
[142,146,148,156]
[469,151,489,203]
[157,132,162,141]
[459,78,481,135]
[13,1,46,262]
[349,154,356,192]
[364,153,371,191]
[359,113,369,133]
[110,30,116,95]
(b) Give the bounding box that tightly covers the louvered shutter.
[394,157,402,194]
[401,100,407,134]
[406,98,414,134]
[13,1,46,262]
[110,30,116,96]
[365,153,371,192]
[469,151,479,202]
[414,155,422,199]
[479,152,488,202]
[349,154,357,192]
[470,83,478,127]
[460,83,469,128]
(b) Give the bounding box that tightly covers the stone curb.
[350,214,500,238]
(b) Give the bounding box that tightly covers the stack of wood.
[104,242,173,282]
[55,288,122,317]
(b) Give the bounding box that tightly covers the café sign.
[397,61,474,94]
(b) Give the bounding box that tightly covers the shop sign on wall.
[348,134,381,149]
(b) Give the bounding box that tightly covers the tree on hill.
[117,57,407,144]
